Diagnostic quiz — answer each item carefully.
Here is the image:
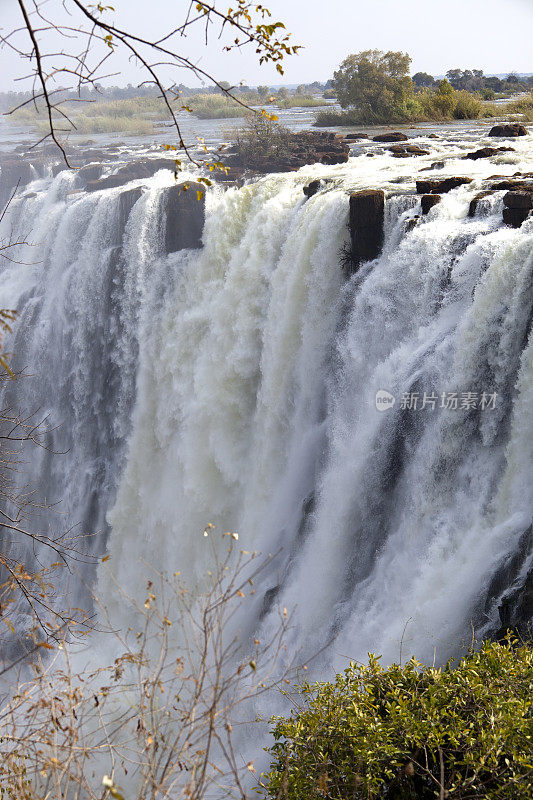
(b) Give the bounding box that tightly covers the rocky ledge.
[226,130,350,174]
[463,146,515,160]
[416,177,473,194]
[488,123,528,137]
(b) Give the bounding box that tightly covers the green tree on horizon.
[332,49,415,123]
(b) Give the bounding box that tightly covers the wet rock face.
[497,566,533,639]
[345,133,369,140]
[489,123,528,137]
[416,176,473,194]
[468,191,492,217]
[114,187,143,247]
[490,179,533,190]
[502,188,533,227]
[503,207,531,227]
[503,190,533,209]
[303,178,334,199]
[482,526,533,640]
[163,182,205,253]
[463,146,515,160]
[85,158,177,191]
[421,194,441,214]
[0,154,34,204]
[372,132,408,142]
[348,189,385,273]
[420,161,445,172]
[76,163,105,186]
[389,144,429,157]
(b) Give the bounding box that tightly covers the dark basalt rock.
[348,189,385,274]
[77,163,105,186]
[420,161,446,172]
[481,526,533,640]
[227,130,350,173]
[503,190,533,209]
[503,207,531,228]
[468,191,492,217]
[487,526,533,640]
[427,133,440,139]
[416,176,473,194]
[303,178,334,198]
[489,123,528,137]
[389,144,430,157]
[463,146,515,160]
[303,180,322,198]
[421,194,441,214]
[321,151,349,165]
[163,182,205,253]
[502,189,533,227]
[372,132,408,142]
[497,566,533,639]
[114,187,143,247]
[490,179,532,191]
[346,133,369,140]
[85,158,177,191]
[0,154,34,204]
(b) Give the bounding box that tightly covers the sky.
[1,0,533,92]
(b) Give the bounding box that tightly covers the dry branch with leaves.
[0,534,300,800]
[2,1,301,169]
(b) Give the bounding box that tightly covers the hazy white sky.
[1,0,532,91]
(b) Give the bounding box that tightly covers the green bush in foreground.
[263,638,533,800]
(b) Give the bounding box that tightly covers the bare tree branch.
[1,1,301,168]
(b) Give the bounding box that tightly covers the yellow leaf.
[0,355,15,379]
[196,190,204,202]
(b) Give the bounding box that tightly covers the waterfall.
[0,134,532,667]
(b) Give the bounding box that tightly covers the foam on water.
[0,132,532,669]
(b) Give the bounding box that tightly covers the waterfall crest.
[1,137,532,664]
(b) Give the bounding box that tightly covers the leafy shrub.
[453,90,482,119]
[505,91,533,122]
[429,79,456,118]
[314,109,362,126]
[263,638,533,800]
[277,95,328,108]
[231,115,293,168]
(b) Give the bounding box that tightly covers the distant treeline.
[0,80,330,114]
[414,69,533,99]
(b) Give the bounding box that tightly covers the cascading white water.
[1,129,532,669]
